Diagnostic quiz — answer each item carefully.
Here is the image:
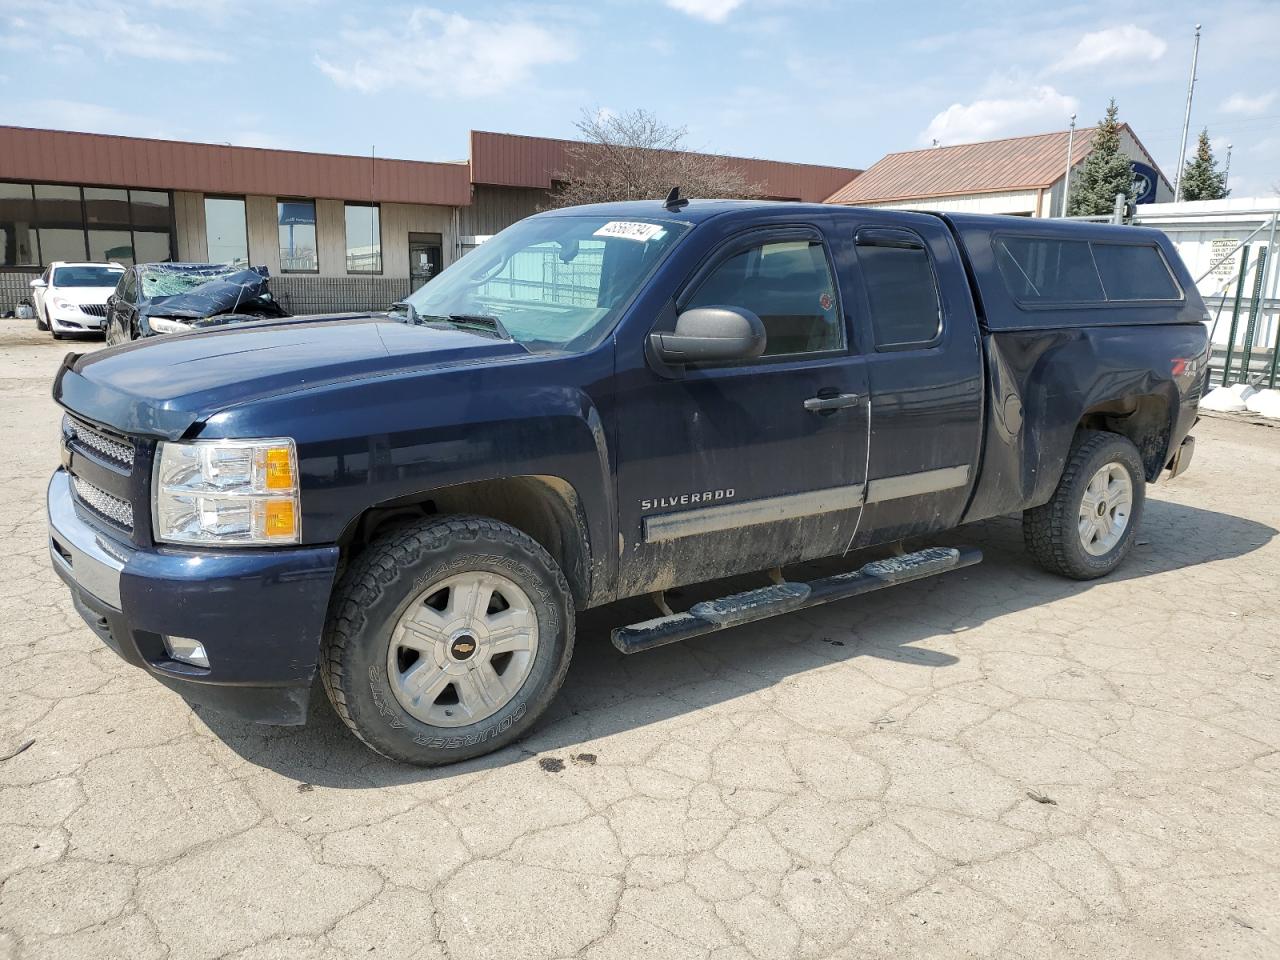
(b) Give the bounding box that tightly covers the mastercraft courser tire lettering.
[320,515,575,765]
[1023,430,1146,581]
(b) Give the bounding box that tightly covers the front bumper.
[47,469,340,724]
[51,310,104,331]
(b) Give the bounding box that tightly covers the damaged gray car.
[103,262,287,345]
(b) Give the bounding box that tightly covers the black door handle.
[803,393,860,413]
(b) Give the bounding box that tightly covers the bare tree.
[547,108,763,207]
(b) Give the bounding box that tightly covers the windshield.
[140,263,246,299]
[52,266,124,288]
[402,215,689,350]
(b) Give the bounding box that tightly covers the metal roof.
[469,130,862,203]
[0,126,473,206]
[0,125,861,208]
[825,125,1166,205]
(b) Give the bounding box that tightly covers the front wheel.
[1023,430,1146,580]
[320,515,575,765]
[36,308,49,332]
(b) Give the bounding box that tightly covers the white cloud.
[2,0,230,63]
[315,7,574,97]
[1221,91,1276,116]
[665,0,745,24]
[7,99,165,137]
[921,85,1078,146]
[1050,24,1166,73]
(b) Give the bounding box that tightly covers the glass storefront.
[0,181,175,268]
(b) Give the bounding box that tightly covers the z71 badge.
[641,489,735,511]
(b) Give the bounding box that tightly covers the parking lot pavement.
[1,325,1278,960]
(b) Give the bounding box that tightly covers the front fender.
[197,351,618,593]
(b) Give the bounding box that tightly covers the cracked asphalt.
[1,326,1279,959]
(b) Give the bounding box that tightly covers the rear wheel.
[1023,430,1146,580]
[320,515,575,765]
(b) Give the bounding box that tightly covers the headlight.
[154,438,300,546]
[148,317,192,335]
[51,296,73,310]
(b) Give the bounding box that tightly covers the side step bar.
[611,546,982,655]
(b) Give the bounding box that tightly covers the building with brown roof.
[825,125,1170,218]
[0,125,860,315]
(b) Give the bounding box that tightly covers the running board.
[611,546,982,655]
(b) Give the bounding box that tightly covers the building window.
[0,181,174,269]
[344,203,381,273]
[0,182,38,267]
[278,199,317,272]
[204,197,248,265]
[34,184,88,263]
[129,190,173,265]
[84,187,134,264]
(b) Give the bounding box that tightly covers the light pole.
[1174,24,1202,202]
[1224,143,1233,193]
[1060,113,1077,217]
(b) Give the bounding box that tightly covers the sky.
[2,0,1278,197]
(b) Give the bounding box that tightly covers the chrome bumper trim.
[47,469,131,609]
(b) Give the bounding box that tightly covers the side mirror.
[30,278,46,290]
[649,306,766,366]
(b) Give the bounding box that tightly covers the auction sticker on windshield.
[594,221,667,243]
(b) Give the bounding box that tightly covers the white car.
[30,262,126,339]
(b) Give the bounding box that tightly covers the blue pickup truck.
[48,199,1207,764]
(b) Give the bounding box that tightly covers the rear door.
[841,216,985,548]
[613,219,870,596]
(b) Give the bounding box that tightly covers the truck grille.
[71,474,135,530]
[79,304,108,317]
[65,416,134,471]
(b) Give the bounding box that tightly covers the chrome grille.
[71,475,134,530]
[79,304,108,317]
[65,416,134,471]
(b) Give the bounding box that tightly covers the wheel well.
[340,476,593,608]
[1076,394,1171,480]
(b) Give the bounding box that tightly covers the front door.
[613,222,871,598]
[408,233,443,293]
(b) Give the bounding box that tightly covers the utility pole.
[1173,24,1201,202]
[1060,113,1077,217]
[1224,143,1233,193]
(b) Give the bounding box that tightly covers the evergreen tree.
[1179,129,1230,201]
[1067,100,1135,216]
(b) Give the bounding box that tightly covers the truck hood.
[54,314,529,439]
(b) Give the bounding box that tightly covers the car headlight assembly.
[51,296,73,311]
[154,438,300,546]
[148,316,192,335]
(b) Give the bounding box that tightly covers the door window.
[119,270,138,304]
[685,238,843,357]
[856,231,943,349]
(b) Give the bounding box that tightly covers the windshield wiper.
[389,301,419,324]
[447,313,512,340]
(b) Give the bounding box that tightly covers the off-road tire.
[320,515,575,765]
[1023,430,1146,580]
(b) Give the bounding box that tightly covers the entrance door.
[613,223,871,597]
[408,233,443,292]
